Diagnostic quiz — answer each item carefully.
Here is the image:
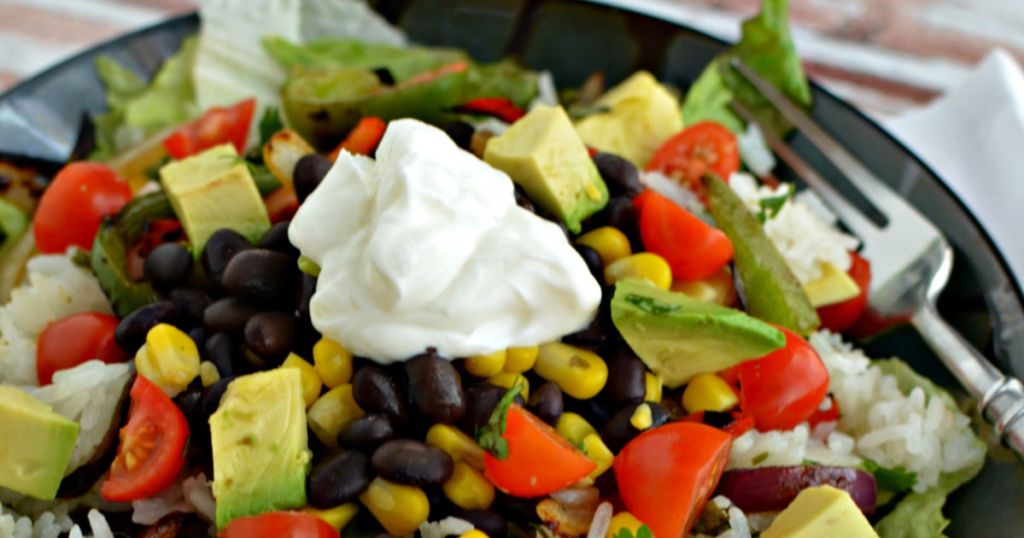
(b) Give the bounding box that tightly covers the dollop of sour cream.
[289,119,601,363]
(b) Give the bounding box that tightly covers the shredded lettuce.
[681,0,811,135]
[872,359,986,538]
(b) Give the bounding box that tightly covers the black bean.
[200,229,252,287]
[513,185,535,213]
[372,67,396,86]
[297,274,317,321]
[528,382,563,425]
[205,332,241,378]
[221,249,299,306]
[371,440,453,486]
[174,388,203,423]
[144,243,193,292]
[187,327,209,352]
[244,312,296,362]
[603,196,638,231]
[338,414,395,451]
[440,121,474,151]
[593,152,642,197]
[602,402,671,452]
[201,376,236,420]
[605,352,646,405]
[702,411,734,429]
[293,154,332,202]
[352,366,408,421]
[203,297,262,333]
[562,314,608,348]
[405,351,465,424]
[169,288,211,326]
[115,300,179,352]
[306,450,372,508]
[258,221,298,257]
[575,245,603,283]
[461,384,525,433]
[456,510,507,537]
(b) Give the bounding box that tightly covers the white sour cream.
[289,119,601,363]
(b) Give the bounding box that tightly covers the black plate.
[1,1,1022,534]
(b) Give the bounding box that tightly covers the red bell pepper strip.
[456,97,526,123]
[328,116,388,161]
[163,98,256,159]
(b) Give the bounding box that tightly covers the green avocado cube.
[611,278,786,388]
[484,105,608,233]
[0,386,78,500]
[159,144,270,255]
[210,368,311,528]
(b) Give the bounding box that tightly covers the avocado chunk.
[803,262,860,308]
[704,175,820,335]
[210,368,312,528]
[574,71,683,168]
[159,144,270,255]
[611,278,785,388]
[0,386,79,500]
[485,105,608,233]
[762,486,879,538]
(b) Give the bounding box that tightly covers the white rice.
[30,361,132,475]
[0,253,112,386]
[0,500,114,538]
[727,331,984,493]
[728,173,859,283]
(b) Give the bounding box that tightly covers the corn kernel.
[313,338,353,389]
[465,350,506,377]
[576,226,632,266]
[682,373,739,414]
[486,372,529,401]
[504,346,539,373]
[671,266,737,306]
[307,384,364,447]
[582,433,613,480]
[644,373,662,403]
[607,512,644,538]
[134,324,200,398]
[303,503,359,531]
[443,461,495,510]
[459,531,489,538]
[605,253,672,290]
[359,477,429,536]
[426,424,485,470]
[629,403,653,430]
[556,412,597,446]
[535,343,607,400]
[198,361,220,387]
[281,353,323,408]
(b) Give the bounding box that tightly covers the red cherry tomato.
[163,98,256,159]
[36,312,125,385]
[647,121,740,193]
[219,512,337,538]
[33,162,132,254]
[483,405,595,497]
[614,422,732,538]
[738,327,830,432]
[818,252,872,333]
[635,190,734,281]
[328,116,387,161]
[101,376,189,502]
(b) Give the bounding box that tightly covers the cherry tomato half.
[163,98,256,160]
[219,512,337,538]
[647,121,740,192]
[738,327,829,432]
[614,422,732,538]
[101,376,189,502]
[483,405,595,497]
[36,312,125,385]
[818,252,872,333]
[33,162,132,254]
[635,190,734,281]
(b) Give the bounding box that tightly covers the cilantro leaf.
[475,377,526,460]
[757,183,795,223]
[864,459,918,493]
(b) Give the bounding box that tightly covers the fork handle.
[912,304,1024,459]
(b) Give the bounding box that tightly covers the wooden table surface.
[0,0,1021,119]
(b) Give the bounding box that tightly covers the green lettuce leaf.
[872,359,986,538]
[681,0,811,135]
[90,37,199,161]
[263,37,465,83]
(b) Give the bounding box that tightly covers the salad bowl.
[1,0,1023,536]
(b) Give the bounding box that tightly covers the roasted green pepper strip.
[703,174,820,335]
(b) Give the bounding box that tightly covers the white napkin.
[885,49,1024,290]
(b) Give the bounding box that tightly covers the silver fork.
[728,57,1024,460]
